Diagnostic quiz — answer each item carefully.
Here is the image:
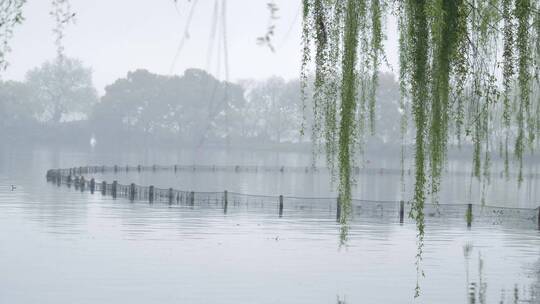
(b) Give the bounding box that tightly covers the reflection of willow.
[532,257,540,302]
[464,248,537,304]
[466,252,487,304]
[463,243,473,302]
[338,196,351,246]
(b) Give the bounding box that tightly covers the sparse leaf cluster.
[0,0,25,72]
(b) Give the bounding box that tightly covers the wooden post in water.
[112,181,118,199]
[152,165,157,172]
[399,200,405,224]
[466,203,473,227]
[101,181,107,195]
[80,176,85,192]
[67,174,72,187]
[90,178,95,194]
[137,165,141,172]
[74,176,80,190]
[279,195,284,217]
[223,190,228,213]
[114,165,118,173]
[149,186,154,203]
[190,191,195,205]
[126,165,129,172]
[174,165,177,173]
[336,195,341,222]
[129,183,136,201]
[168,188,174,204]
[537,207,540,230]
[56,170,61,186]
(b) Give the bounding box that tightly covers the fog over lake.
[0,1,539,303]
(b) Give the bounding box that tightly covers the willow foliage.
[51,0,76,58]
[302,0,540,286]
[0,0,25,72]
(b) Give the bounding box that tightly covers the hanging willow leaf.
[302,0,538,296]
[0,0,26,72]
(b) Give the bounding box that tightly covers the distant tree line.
[0,56,402,149]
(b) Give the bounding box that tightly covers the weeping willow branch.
[302,0,539,297]
[50,0,76,58]
[0,0,25,72]
[338,0,361,218]
[257,1,279,52]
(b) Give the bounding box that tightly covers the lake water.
[0,145,539,303]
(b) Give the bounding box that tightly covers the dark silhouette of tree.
[92,68,244,145]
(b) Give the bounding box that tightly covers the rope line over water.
[45,165,540,230]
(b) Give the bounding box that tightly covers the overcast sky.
[4,0,398,94]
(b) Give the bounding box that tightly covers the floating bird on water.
[10,185,16,191]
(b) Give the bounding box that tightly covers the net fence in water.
[45,163,540,178]
[45,165,540,229]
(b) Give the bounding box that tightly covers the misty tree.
[180,69,245,145]
[92,69,244,144]
[25,56,98,123]
[243,77,303,143]
[0,80,34,128]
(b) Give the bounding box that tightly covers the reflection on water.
[465,248,539,304]
[336,296,347,304]
[0,146,539,304]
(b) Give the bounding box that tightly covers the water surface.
[0,146,538,303]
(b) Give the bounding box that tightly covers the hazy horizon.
[3,0,399,94]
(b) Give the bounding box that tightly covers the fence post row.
[44,165,540,230]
